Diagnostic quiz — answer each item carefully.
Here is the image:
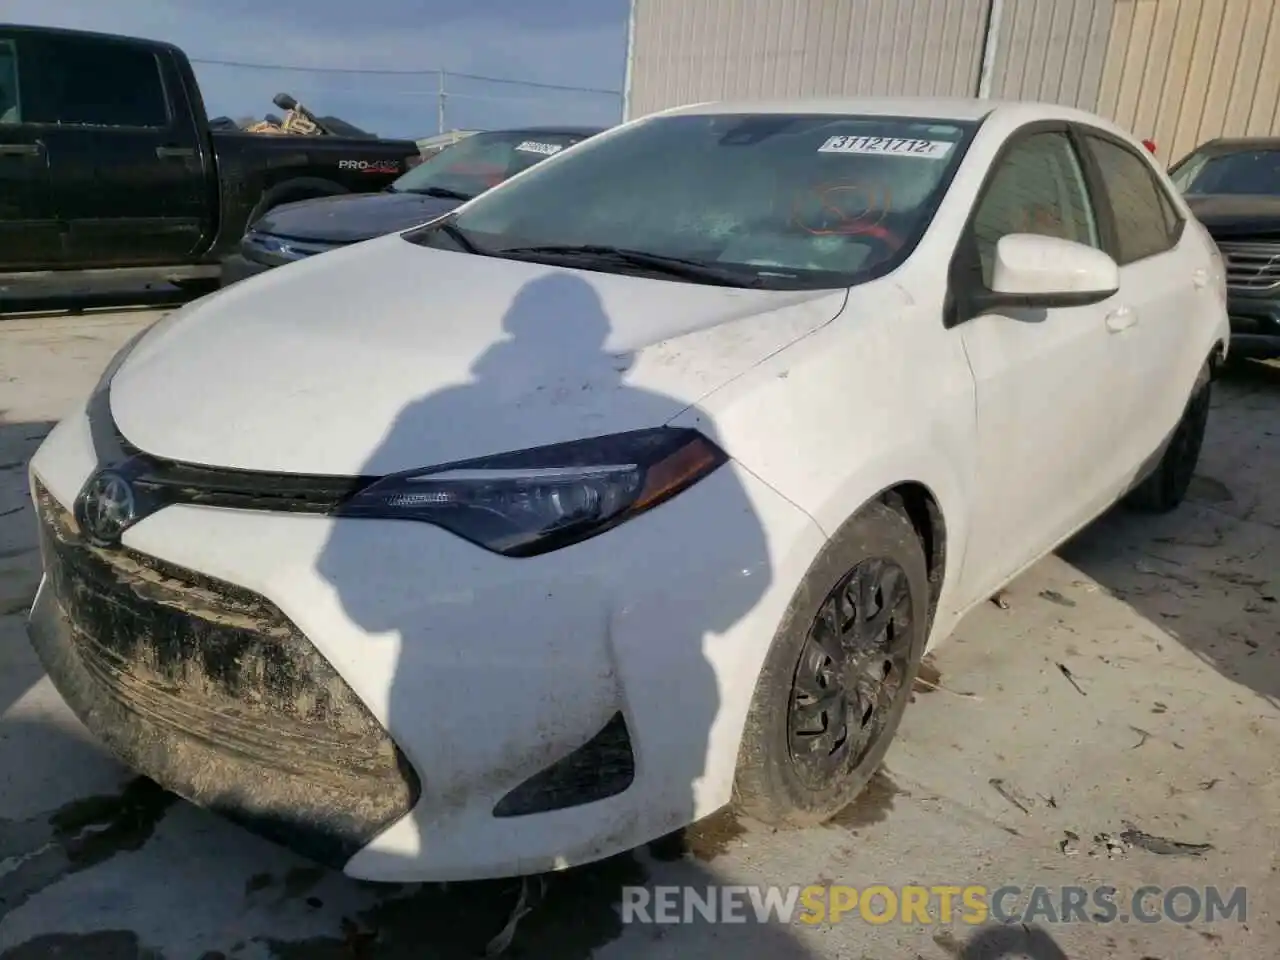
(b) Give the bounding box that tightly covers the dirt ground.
[0,306,1277,959]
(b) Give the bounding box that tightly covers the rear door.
[950,126,1123,605]
[0,34,61,268]
[1076,130,1202,471]
[23,34,209,266]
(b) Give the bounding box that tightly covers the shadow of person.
[312,270,811,957]
[0,417,57,718]
[956,922,1069,959]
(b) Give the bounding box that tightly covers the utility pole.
[437,69,446,134]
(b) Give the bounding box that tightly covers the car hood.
[252,191,462,244]
[111,235,848,475]
[1185,194,1280,239]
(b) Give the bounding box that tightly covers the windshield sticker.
[514,140,565,156]
[817,136,953,159]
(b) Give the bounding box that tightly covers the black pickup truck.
[0,23,419,298]
[1172,137,1280,359]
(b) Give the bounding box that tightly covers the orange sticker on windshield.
[792,182,893,237]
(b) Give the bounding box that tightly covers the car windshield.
[1170,148,1280,195]
[404,113,977,290]
[390,130,589,199]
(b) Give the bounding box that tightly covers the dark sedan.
[221,125,603,285]
[1172,137,1280,358]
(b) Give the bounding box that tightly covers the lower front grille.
[1218,240,1280,293]
[29,479,420,868]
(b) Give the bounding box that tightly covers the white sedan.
[26,97,1227,882]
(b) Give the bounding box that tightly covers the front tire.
[1124,361,1212,514]
[733,501,929,826]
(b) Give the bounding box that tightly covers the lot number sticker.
[818,136,953,158]
[514,140,564,155]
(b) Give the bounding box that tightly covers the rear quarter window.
[1085,135,1181,264]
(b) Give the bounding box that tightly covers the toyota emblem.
[76,469,138,546]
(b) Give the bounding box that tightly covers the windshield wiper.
[434,220,487,255]
[496,244,762,287]
[409,186,474,201]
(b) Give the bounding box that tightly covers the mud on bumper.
[24,479,420,869]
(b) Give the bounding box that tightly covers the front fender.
[671,284,979,644]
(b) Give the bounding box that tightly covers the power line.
[189,56,622,96]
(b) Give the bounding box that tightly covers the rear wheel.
[734,501,929,825]
[1124,361,1212,513]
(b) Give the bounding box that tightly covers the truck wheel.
[734,500,929,826]
[1124,361,1212,514]
[246,178,349,229]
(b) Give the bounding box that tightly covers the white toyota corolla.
[27,97,1227,882]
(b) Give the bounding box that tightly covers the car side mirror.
[974,233,1120,312]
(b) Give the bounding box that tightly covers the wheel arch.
[802,453,969,646]
[1209,338,1228,378]
[247,176,351,228]
[878,482,947,636]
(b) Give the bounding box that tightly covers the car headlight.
[335,427,727,557]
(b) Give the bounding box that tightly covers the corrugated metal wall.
[1097,0,1280,162]
[625,0,1280,162]
[983,0,1115,108]
[625,0,992,119]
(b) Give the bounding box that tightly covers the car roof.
[1191,136,1280,153]
[481,126,605,138]
[0,22,181,54]
[657,96,1137,140]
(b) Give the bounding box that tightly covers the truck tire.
[734,500,929,826]
[246,178,349,230]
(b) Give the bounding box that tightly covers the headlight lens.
[335,427,727,557]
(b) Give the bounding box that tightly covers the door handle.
[155,146,196,160]
[0,142,43,157]
[1105,306,1137,332]
[1191,268,1208,289]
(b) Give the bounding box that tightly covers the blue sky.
[8,0,631,138]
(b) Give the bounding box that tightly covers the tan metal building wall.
[983,0,1116,107]
[1096,0,1280,163]
[624,0,993,119]
[624,0,1280,163]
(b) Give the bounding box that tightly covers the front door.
[951,128,1123,606]
[23,33,208,266]
[0,34,61,269]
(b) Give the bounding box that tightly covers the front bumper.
[1226,292,1280,358]
[26,478,420,869]
[27,402,823,880]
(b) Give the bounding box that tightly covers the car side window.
[969,132,1100,287]
[23,36,168,128]
[0,39,19,125]
[1084,135,1180,264]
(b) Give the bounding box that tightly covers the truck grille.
[1217,241,1280,293]
[29,479,420,868]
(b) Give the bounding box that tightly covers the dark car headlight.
[335,427,727,557]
